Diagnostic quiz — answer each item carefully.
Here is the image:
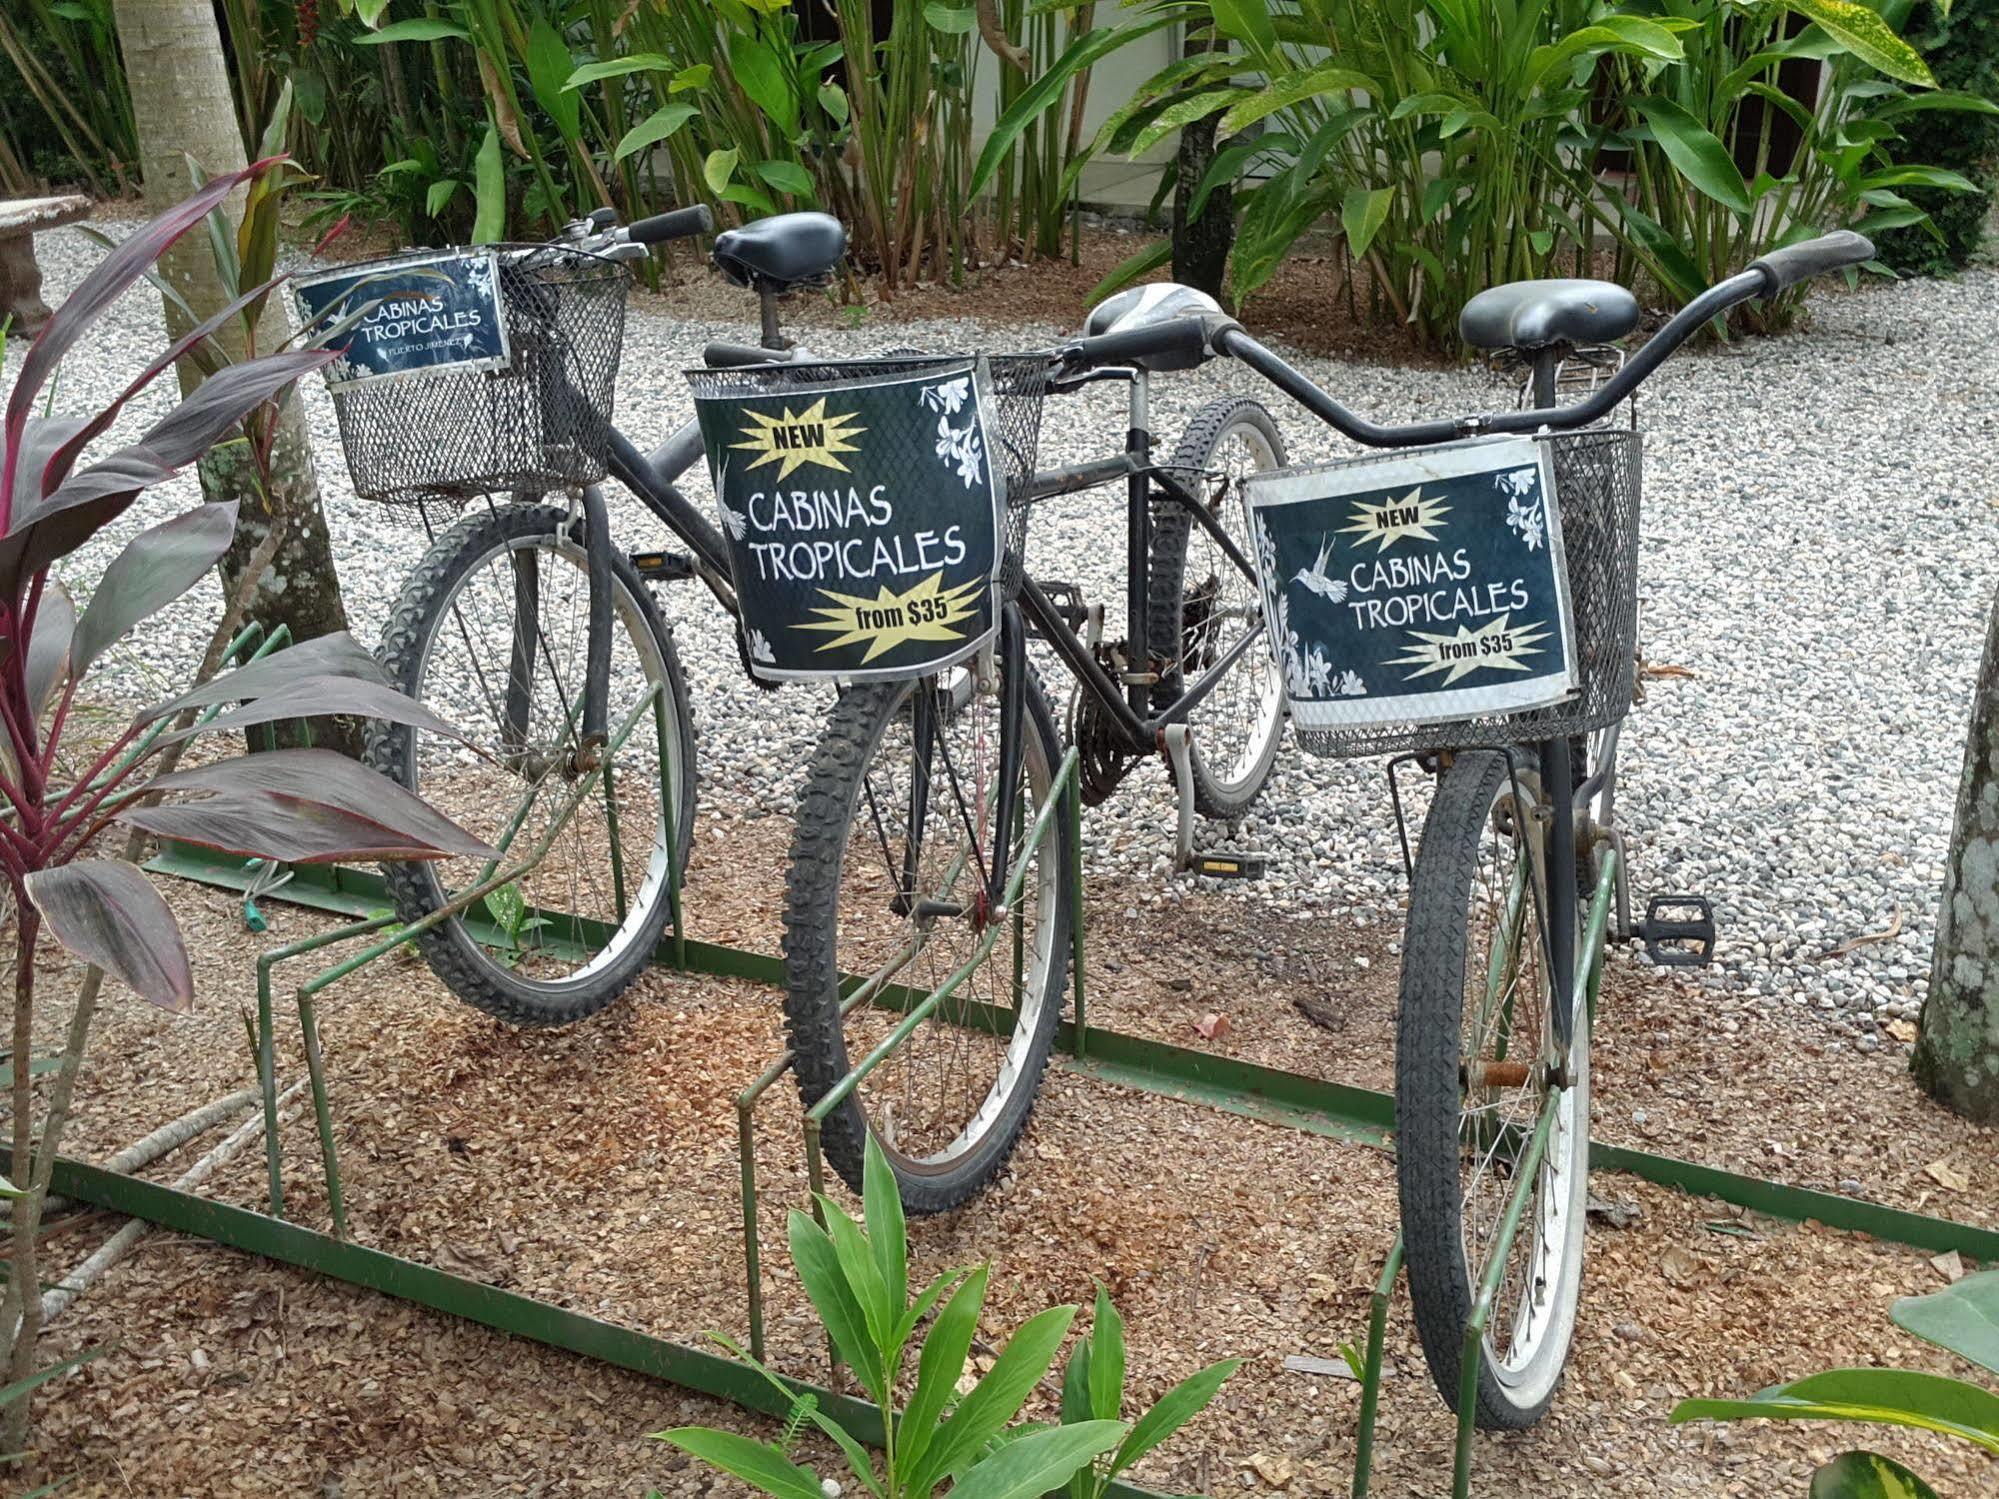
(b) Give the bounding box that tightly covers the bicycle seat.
[1081,282,1224,372]
[711,212,848,292]
[1459,278,1640,351]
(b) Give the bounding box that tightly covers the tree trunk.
[1170,31,1232,303]
[1914,586,1999,1121]
[111,0,358,754]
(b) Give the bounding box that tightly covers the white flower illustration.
[920,376,971,415]
[1506,493,1544,551]
[933,413,986,490]
[1337,669,1367,697]
[748,627,775,664]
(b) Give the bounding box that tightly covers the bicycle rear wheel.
[1146,398,1289,819]
[367,501,696,1026]
[782,646,1071,1212]
[1396,749,1589,1428]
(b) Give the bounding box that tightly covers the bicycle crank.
[1161,723,1270,880]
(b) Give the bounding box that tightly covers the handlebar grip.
[1746,230,1874,295]
[703,341,782,368]
[626,204,716,246]
[1059,313,1231,372]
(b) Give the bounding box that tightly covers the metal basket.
[685,354,1051,594]
[1296,427,1641,759]
[317,244,629,509]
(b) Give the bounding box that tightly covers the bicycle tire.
[1396,750,1590,1429]
[781,659,1071,1212]
[367,502,697,1027]
[1145,398,1289,820]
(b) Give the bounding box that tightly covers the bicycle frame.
[1015,368,1267,748]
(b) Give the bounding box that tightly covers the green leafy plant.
[1595,0,1993,332]
[1871,0,1999,272]
[1057,1284,1241,1499]
[656,1134,1237,1499]
[1670,1266,1999,1497]
[994,0,1985,343]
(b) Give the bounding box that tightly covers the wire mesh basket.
[1294,426,1641,759]
[685,354,1052,595]
[306,244,630,509]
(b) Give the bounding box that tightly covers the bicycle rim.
[835,665,1060,1177]
[1459,770,1589,1410]
[405,526,680,988]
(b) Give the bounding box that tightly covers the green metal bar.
[150,839,1999,1263]
[257,961,279,1216]
[299,687,661,999]
[254,914,402,1217]
[47,1160,1169,1499]
[656,689,685,970]
[296,986,345,1237]
[1067,772,1086,1058]
[806,752,1078,1126]
[1454,1091,1561,1499]
[1350,1235,1402,1499]
[602,754,628,923]
[1581,848,1617,1027]
[1486,857,1529,1065]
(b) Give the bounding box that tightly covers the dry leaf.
[1639,662,1696,681]
[1659,1244,1700,1285]
[1931,1249,1966,1283]
[1192,1012,1230,1042]
[1249,1454,1294,1489]
[1820,907,1905,961]
[1886,1019,1918,1044]
[1924,1158,1970,1193]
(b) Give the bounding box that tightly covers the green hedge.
[1878,0,1999,273]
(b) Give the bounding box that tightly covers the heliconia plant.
[0,159,492,1461]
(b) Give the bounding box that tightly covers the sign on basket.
[1242,436,1579,732]
[293,250,512,390]
[692,360,1005,684]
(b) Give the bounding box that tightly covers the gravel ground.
[12,225,1998,1057]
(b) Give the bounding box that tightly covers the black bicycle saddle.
[711,213,848,293]
[1459,279,1640,351]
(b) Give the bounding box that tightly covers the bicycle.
[770,226,1873,1427]
[686,285,1298,1215]
[298,205,862,1026]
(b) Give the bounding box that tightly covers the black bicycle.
[308,205,856,1026]
[775,228,1873,1425]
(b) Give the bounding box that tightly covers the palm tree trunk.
[1914,585,1999,1122]
[111,0,358,754]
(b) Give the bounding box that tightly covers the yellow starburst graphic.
[731,398,867,480]
[1340,487,1451,551]
[1390,613,1549,685]
[794,572,986,664]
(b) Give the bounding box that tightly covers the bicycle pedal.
[1029,580,1088,638]
[1190,850,1269,881]
[629,550,695,582]
[1637,894,1716,967]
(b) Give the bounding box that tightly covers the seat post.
[1530,346,1562,410]
[758,288,784,350]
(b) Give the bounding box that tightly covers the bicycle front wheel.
[782,652,1071,1213]
[367,501,697,1026]
[1146,398,1289,819]
[1396,749,1589,1429]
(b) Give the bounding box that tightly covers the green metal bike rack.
[74,771,1994,1497]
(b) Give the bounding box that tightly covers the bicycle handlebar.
[1745,228,1873,294]
[623,204,715,246]
[1055,228,1873,448]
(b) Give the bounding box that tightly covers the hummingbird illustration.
[1291,534,1347,604]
